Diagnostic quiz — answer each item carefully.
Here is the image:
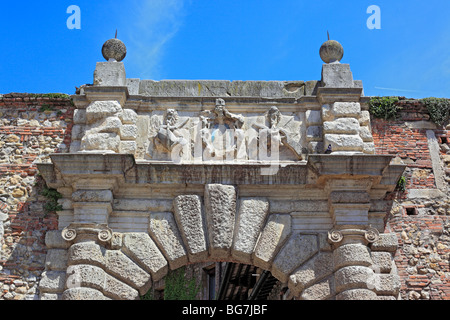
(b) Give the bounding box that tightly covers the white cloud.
[122,0,187,80]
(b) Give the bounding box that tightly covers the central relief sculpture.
[148,99,304,163]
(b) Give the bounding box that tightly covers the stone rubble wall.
[0,94,74,300]
[372,99,450,300]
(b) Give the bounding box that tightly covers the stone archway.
[39,182,401,300]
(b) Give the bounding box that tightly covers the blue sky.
[0,0,449,98]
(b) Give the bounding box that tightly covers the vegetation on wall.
[141,266,201,300]
[164,267,201,300]
[368,96,401,120]
[396,176,407,192]
[421,97,450,126]
[29,93,71,100]
[41,187,63,214]
[369,96,450,126]
[34,175,63,215]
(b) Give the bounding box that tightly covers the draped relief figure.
[252,106,304,161]
[201,99,247,161]
[153,109,189,159]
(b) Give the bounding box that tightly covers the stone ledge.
[38,153,405,191]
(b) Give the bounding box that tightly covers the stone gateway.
[33,37,408,300]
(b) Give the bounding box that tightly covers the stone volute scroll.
[327,227,380,247]
[62,223,115,247]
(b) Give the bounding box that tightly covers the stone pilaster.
[71,189,113,225]
[326,178,379,300]
[328,227,380,300]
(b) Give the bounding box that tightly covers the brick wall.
[373,99,450,300]
[0,93,74,300]
[0,94,449,300]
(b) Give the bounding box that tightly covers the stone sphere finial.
[102,30,127,62]
[320,38,344,64]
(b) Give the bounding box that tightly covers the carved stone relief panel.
[133,99,306,163]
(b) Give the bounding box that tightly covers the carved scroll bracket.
[62,223,119,248]
[328,226,380,247]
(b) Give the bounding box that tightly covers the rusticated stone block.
[204,184,237,260]
[300,276,334,300]
[253,214,292,271]
[359,126,373,142]
[272,233,318,283]
[322,104,334,121]
[39,271,66,294]
[45,249,68,271]
[173,195,208,263]
[119,109,138,125]
[105,250,151,295]
[333,243,373,269]
[363,142,375,154]
[119,124,138,140]
[332,102,361,118]
[371,274,400,296]
[68,242,106,267]
[371,251,394,274]
[119,141,137,154]
[148,212,188,270]
[122,233,168,282]
[40,293,61,300]
[73,109,87,125]
[80,132,120,153]
[103,272,140,300]
[45,230,71,249]
[62,287,109,300]
[335,266,374,293]
[324,133,364,152]
[66,264,140,300]
[336,288,377,300]
[97,116,122,134]
[323,118,360,134]
[232,198,269,264]
[86,100,123,124]
[359,111,371,126]
[289,252,334,297]
[371,233,398,252]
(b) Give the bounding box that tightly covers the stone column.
[326,179,380,300]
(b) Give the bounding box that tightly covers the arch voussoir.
[121,233,168,282]
[231,197,269,265]
[148,212,188,270]
[271,233,319,284]
[173,195,209,263]
[252,214,292,271]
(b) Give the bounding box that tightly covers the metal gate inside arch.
[37,36,404,300]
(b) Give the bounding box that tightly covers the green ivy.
[164,267,200,300]
[30,93,71,99]
[369,96,401,120]
[39,104,54,112]
[41,187,63,214]
[397,176,406,192]
[421,97,450,126]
